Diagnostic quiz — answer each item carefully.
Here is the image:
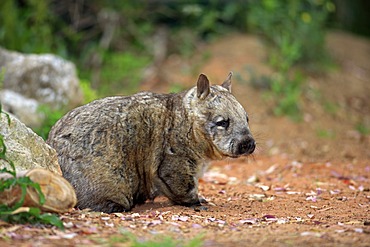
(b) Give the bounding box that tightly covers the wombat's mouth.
[229,138,256,157]
[210,138,256,159]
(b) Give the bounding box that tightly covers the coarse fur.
[47,73,255,213]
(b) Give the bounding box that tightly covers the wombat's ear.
[221,72,233,92]
[197,74,210,100]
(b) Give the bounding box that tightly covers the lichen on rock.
[0,112,61,175]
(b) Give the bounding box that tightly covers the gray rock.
[0,89,43,128]
[0,47,83,109]
[0,112,61,175]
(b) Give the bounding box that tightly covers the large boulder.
[0,47,83,108]
[0,112,61,175]
[0,47,83,127]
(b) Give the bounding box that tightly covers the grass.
[316,128,335,139]
[323,101,339,116]
[355,122,370,135]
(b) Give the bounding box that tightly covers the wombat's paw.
[199,195,208,204]
[100,201,131,214]
[178,198,208,211]
[192,204,208,212]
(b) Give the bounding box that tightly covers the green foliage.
[100,52,150,96]
[0,67,5,89]
[0,104,11,127]
[169,83,187,94]
[0,107,63,229]
[0,208,63,229]
[270,72,304,121]
[33,105,65,140]
[248,0,334,66]
[355,122,370,135]
[80,79,98,104]
[316,128,335,139]
[323,101,339,116]
[0,0,65,54]
[247,0,334,120]
[175,1,249,38]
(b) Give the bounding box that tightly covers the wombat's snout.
[236,137,256,155]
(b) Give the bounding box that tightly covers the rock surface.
[0,89,42,127]
[0,47,83,127]
[0,112,61,175]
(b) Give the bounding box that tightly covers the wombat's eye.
[215,119,230,129]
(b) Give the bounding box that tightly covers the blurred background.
[1,0,368,94]
[0,0,369,163]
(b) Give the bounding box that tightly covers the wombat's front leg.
[157,157,204,208]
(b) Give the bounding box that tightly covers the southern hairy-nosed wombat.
[47,72,255,213]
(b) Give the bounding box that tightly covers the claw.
[192,205,208,212]
[199,196,208,204]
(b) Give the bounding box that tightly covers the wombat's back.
[47,93,174,212]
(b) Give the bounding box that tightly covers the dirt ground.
[0,31,369,246]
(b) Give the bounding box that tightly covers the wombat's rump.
[47,73,255,213]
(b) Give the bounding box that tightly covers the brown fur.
[47,73,255,213]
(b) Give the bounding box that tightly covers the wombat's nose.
[237,138,256,155]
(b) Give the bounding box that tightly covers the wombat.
[47,72,255,213]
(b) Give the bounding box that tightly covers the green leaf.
[26,179,46,205]
[39,213,64,230]
[0,102,11,126]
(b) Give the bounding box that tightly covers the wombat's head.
[184,72,256,159]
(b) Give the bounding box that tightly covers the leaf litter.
[1,157,369,246]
